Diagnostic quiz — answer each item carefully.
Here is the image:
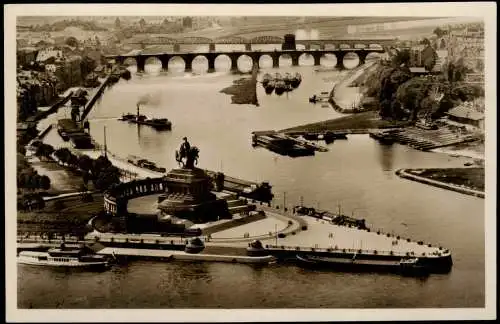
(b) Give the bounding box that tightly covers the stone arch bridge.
[107,47,385,73]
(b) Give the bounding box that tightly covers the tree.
[39,175,51,190]
[78,154,93,173]
[442,58,469,83]
[54,148,73,165]
[391,49,411,67]
[94,165,121,191]
[395,77,433,121]
[433,27,446,38]
[65,36,79,48]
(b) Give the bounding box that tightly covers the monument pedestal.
[158,167,231,224]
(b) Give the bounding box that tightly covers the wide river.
[19,52,485,309]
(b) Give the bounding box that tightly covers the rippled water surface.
[21,55,485,308]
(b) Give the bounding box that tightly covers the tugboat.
[17,243,110,271]
[291,72,302,88]
[123,104,172,131]
[294,205,367,229]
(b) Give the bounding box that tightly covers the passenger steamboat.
[17,244,110,270]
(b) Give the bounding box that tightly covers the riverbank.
[329,61,378,113]
[280,110,409,134]
[396,168,485,198]
[219,72,259,106]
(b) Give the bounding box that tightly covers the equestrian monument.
[157,138,232,223]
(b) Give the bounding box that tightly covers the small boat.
[264,80,275,94]
[57,129,70,141]
[127,155,167,173]
[17,244,109,270]
[184,237,205,254]
[262,73,272,87]
[291,72,302,88]
[283,73,293,85]
[309,95,318,103]
[274,80,286,96]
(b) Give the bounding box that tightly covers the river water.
[19,52,485,309]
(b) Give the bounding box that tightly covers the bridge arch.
[343,52,360,69]
[298,53,314,66]
[182,36,213,44]
[168,55,186,73]
[214,35,248,44]
[214,54,231,72]
[144,56,162,74]
[278,53,292,67]
[123,57,138,66]
[250,35,283,44]
[369,43,383,50]
[258,54,273,68]
[237,54,254,73]
[192,55,209,74]
[320,53,338,67]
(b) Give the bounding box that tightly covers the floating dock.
[97,247,275,264]
[251,130,328,157]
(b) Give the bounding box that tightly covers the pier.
[80,75,112,122]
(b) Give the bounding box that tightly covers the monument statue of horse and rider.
[175,137,199,169]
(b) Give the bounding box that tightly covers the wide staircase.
[222,191,256,215]
[391,126,479,151]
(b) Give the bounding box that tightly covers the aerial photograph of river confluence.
[6,3,496,322]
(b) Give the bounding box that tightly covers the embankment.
[280,110,409,134]
[396,168,485,199]
[329,61,379,113]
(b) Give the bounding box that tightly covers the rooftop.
[446,104,485,121]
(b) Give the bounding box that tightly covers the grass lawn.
[407,168,485,192]
[17,194,104,235]
[280,111,410,133]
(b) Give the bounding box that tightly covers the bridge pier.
[291,53,300,67]
[313,53,322,66]
[136,56,146,73]
[184,55,193,73]
[271,53,280,68]
[357,51,367,66]
[335,52,346,70]
[159,55,169,72]
[230,55,239,72]
[207,56,216,73]
[209,43,216,52]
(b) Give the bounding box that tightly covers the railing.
[264,244,450,258]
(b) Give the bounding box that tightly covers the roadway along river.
[20,58,485,308]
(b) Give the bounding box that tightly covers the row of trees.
[53,148,121,191]
[30,19,108,32]
[17,153,51,192]
[364,49,484,121]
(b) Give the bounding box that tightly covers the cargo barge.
[252,131,315,157]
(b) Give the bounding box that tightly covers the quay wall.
[396,169,485,199]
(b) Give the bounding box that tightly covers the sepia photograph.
[5,3,496,322]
